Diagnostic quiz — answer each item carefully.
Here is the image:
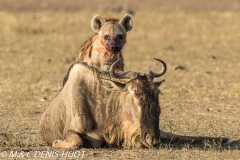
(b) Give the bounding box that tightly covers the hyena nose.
[111,46,120,51]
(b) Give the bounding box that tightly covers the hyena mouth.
[111,45,121,52]
[106,42,122,53]
[108,45,121,54]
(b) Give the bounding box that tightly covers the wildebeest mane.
[61,61,111,88]
[62,62,75,87]
[62,62,94,87]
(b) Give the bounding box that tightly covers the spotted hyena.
[76,14,133,71]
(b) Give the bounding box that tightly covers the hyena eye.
[104,35,110,40]
[118,34,124,39]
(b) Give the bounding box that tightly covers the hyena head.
[91,14,133,54]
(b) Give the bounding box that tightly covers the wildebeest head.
[98,58,167,148]
[91,14,133,54]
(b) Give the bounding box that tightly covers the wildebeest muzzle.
[141,128,160,147]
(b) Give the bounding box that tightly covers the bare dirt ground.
[0,0,240,159]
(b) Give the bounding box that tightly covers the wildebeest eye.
[118,34,124,39]
[104,35,110,40]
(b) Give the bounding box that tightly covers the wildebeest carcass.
[40,58,229,149]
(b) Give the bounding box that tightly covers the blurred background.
[0,0,240,12]
[0,0,240,157]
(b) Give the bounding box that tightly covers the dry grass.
[0,0,240,159]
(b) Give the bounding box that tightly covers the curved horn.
[98,60,138,84]
[110,59,122,78]
[146,58,167,78]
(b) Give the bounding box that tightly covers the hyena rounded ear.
[91,15,105,33]
[119,14,133,32]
